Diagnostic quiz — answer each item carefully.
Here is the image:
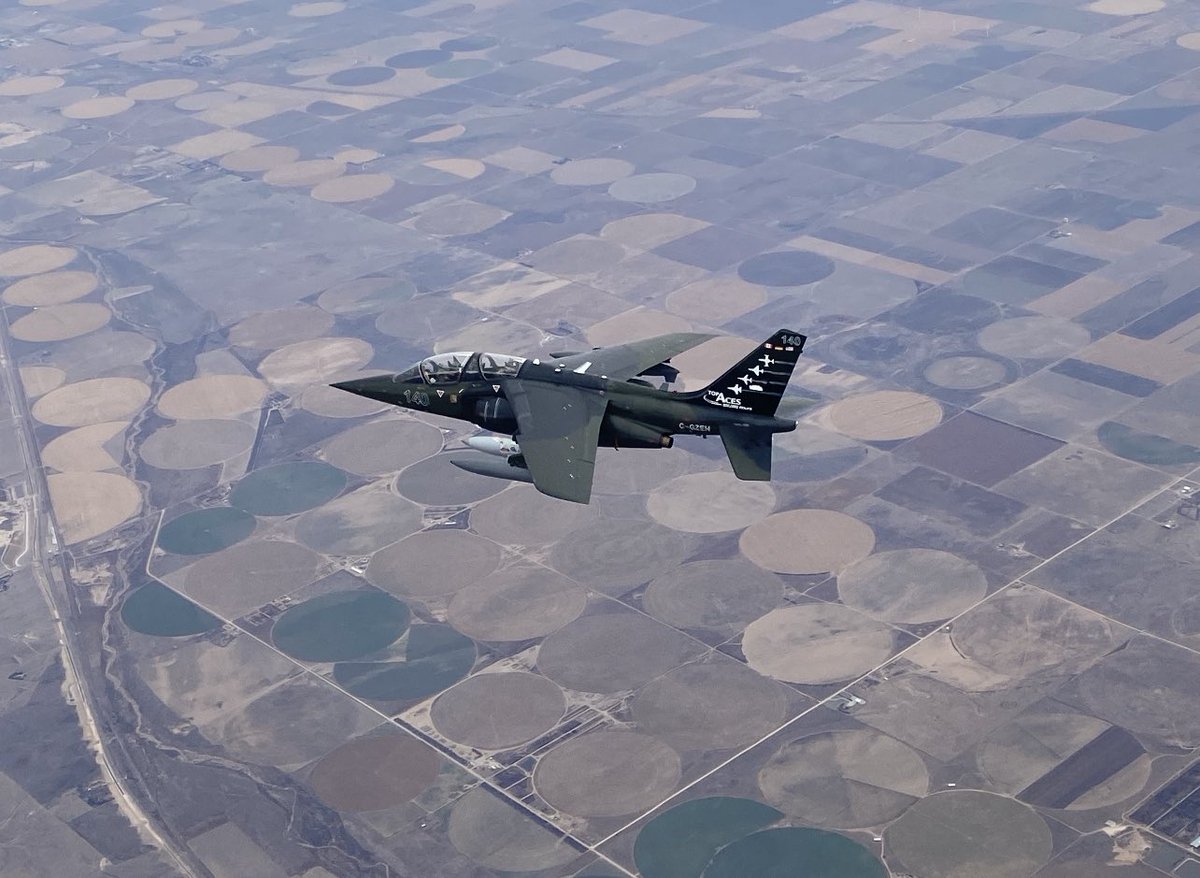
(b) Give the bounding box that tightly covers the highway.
[0,303,197,878]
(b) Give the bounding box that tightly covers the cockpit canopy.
[419,352,470,384]
[415,352,526,384]
[478,352,525,379]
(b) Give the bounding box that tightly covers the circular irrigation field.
[272,590,410,663]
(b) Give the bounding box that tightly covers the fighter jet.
[331,329,806,504]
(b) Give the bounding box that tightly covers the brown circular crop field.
[647,471,775,533]
[294,487,422,556]
[885,790,1052,878]
[534,730,681,817]
[978,316,1091,361]
[19,365,65,397]
[469,484,597,546]
[334,148,380,165]
[158,374,267,420]
[448,787,579,872]
[41,421,126,472]
[431,672,565,750]
[51,330,156,381]
[740,510,875,574]
[821,390,942,441]
[631,659,789,751]
[395,452,508,505]
[139,419,257,470]
[367,529,502,597]
[218,675,377,768]
[924,355,1008,390]
[258,337,373,389]
[666,276,767,325]
[0,75,64,97]
[141,18,203,38]
[952,586,1122,678]
[412,202,508,236]
[0,244,76,276]
[308,732,441,811]
[537,612,702,694]
[10,302,110,342]
[447,566,586,642]
[758,729,929,829]
[33,377,149,427]
[126,78,198,100]
[600,212,706,249]
[182,539,323,618]
[3,270,96,306]
[838,549,988,624]
[322,418,443,476]
[48,471,141,544]
[62,96,135,119]
[311,173,394,203]
[550,516,696,597]
[643,559,781,637]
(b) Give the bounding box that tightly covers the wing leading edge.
[501,378,608,503]
[551,331,715,381]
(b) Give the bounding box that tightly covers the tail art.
[699,329,806,417]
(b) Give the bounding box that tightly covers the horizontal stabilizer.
[719,425,773,481]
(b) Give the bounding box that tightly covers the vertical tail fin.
[698,329,805,416]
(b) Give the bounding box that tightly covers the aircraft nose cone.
[328,374,401,404]
[329,378,369,396]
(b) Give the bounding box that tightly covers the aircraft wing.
[551,332,715,381]
[502,378,608,503]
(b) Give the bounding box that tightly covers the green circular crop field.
[230,460,345,516]
[157,507,256,555]
[121,582,221,637]
[1097,421,1200,466]
[272,590,409,662]
[634,796,782,878]
[333,624,475,701]
[704,827,886,878]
